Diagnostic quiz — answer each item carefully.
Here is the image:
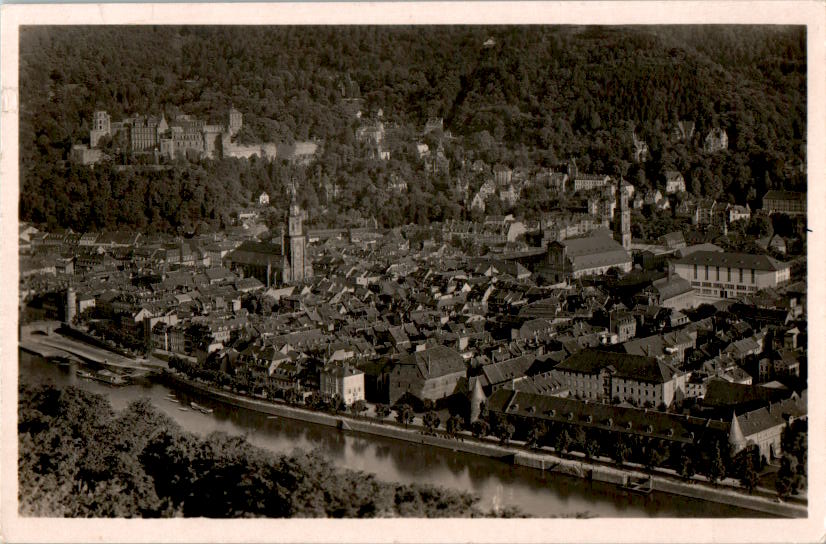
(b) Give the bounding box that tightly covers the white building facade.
[672,251,791,301]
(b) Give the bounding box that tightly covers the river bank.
[161,371,805,518]
[18,351,779,518]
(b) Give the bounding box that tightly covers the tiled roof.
[556,348,680,384]
[622,331,692,359]
[763,190,805,202]
[399,344,466,379]
[508,373,565,396]
[736,397,806,437]
[228,241,286,267]
[674,251,788,272]
[556,231,631,271]
[487,389,728,443]
[651,276,692,300]
[481,354,535,386]
[659,231,685,245]
[703,378,790,410]
[676,244,724,258]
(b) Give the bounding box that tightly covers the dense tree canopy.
[19,384,515,517]
[20,26,806,233]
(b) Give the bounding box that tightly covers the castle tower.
[90,110,111,148]
[566,158,578,183]
[228,107,242,137]
[614,179,631,250]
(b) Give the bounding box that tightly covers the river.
[19,351,770,518]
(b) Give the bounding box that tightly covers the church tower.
[614,179,631,250]
[286,197,306,283]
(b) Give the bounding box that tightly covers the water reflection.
[19,351,772,518]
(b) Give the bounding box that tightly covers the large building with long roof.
[552,348,687,407]
[537,229,632,283]
[672,251,790,301]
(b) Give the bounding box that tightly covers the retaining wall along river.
[161,371,805,518]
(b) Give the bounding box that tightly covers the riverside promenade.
[162,371,806,519]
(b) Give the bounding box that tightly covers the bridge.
[20,320,62,337]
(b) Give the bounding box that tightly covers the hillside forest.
[19,25,806,234]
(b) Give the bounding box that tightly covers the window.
[693,264,698,279]
[705,266,709,280]
[739,268,744,283]
[727,267,732,281]
[751,269,755,284]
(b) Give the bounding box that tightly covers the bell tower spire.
[286,179,306,283]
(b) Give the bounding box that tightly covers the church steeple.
[285,181,307,283]
[614,178,631,250]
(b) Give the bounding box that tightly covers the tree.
[471,419,490,439]
[612,437,630,465]
[374,403,391,420]
[554,429,572,454]
[445,415,463,439]
[776,455,801,498]
[284,388,300,405]
[330,394,346,414]
[525,422,546,450]
[395,404,414,427]
[423,411,441,435]
[740,452,759,493]
[497,422,515,446]
[644,441,666,470]
[350,400,367,418]
[771,213,795,239]
[707,443,726,485]
[584,438,600,460]
[746,214,772,238]
[678,450,696,480]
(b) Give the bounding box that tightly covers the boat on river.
[622,475,653,495]
[47,355,74,367]
[191,401,214,414]
[76,368,128,386]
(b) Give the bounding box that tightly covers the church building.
[225,199,312,286]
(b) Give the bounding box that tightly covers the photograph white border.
[1,2,824,542]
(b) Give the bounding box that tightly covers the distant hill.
[19,26,805,233]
